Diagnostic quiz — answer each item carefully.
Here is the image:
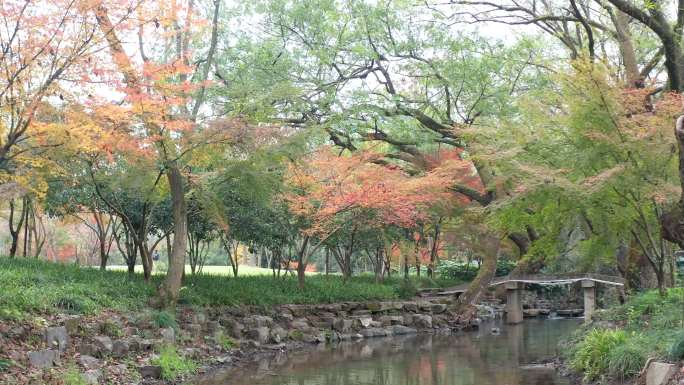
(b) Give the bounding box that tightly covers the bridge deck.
[418,273,624,297]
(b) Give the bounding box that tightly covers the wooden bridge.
[418,273,625,324]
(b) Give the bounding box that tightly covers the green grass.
[107,264,279,276]
[151,345,197,380]
[568,288,684,381]
[151,310,177,329]
[0,257,154,319]
[0,257,460,319]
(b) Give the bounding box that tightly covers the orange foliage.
[284,146,483,238]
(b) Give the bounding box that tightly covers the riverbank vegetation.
[568,288,684,381]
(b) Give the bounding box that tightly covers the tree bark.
[455,238,500,307]
[160,164,188,307]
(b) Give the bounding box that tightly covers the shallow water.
[195,318,580,385]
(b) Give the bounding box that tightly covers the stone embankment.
[3,299,487,384]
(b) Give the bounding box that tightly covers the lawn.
[0,257,459,319]
[107,264,280,276]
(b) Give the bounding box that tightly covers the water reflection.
[194,319,579,385]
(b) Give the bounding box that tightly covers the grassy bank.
[0,258,459,320]
[566,288,684,382]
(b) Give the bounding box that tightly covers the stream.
[194,318,580,385]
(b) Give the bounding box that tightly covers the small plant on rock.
[151,310,177,330]
[100,320,123,337]
[0,359,12,372]
[216,334,236,350]
[151,345,197,380]
[62,366,88,385]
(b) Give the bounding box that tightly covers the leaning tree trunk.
[455,235,501,309]
[455,250,498,308]
[159,164,188,307]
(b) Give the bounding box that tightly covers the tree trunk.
[456,236,500,308]
[325,248,330,276]
[297,237,310,289]
[8,199,26,259]
[160,164,188,307]
[612,10,642,87]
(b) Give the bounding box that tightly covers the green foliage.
[289,330,304,341]
[62,366,88,385]
[151,345,197,380]
[570,288,684,381]
[571,328,627,381]
[435,259,516,281]
[216,334,236,350]
[151,311,177,330]
[181,274,402,306]
[394,279,418,299]
[0,258,153,319]
[668,333,684,360]
[607,339,648,379]
[0,258,461,317]
[0,359,12,372]
[100,320,124,337]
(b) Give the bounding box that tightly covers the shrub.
[0,359,12,372]
[151,345,197,380]
[394,279,417,298]
[608,340,648,379]
[62,366,88,385]
[100,320,124,337]
[216,334,236,350]
[152,310,177,329]
[669,333,684,360]
[571,329,627,381]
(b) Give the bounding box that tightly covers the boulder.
[379,316,404,326]
[369,320,383,328]
[108,364,128,376]
[192,313,207,325]
[290,319,310,330]
[355,317,373,328]
[276,311,294,323]
[78,355,100,370]
[302,332,326,344]
[244,315,273,328]
[187,323,204,339]
[159,327,175,344]
[139,365,162,379]
[83,369,102,385]
[351,309,372,316]
[367,302,394,312]
[359,328,388,338]
[403,314,414,326]
[388,325,417,335]
[403,302,418,312]
[112,340,129,358]
[138,339,154,352]
[45,326,69,352]
[245,327,270,344]
[64,316,82,335]
[269,327,288,344]
[332,319,353,333]
[646,362,676,385]
[92,336,113,355]
[28,349,59,368]
[205,320,220,333]
[413,314,432,329]
[430,304,447,314]
[79,343,100,357]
